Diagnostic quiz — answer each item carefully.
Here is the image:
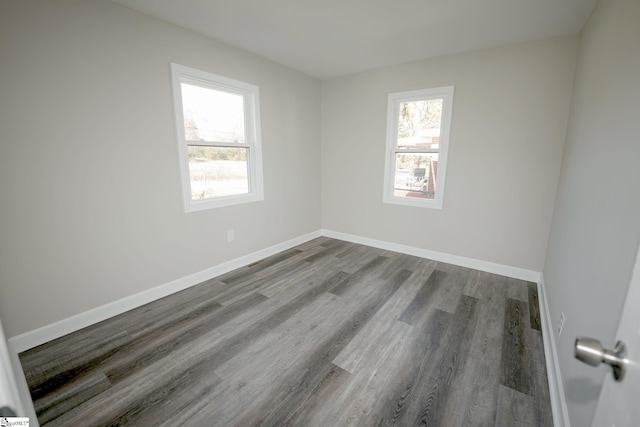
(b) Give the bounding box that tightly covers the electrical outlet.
[227,229,235,242]
[558,312,565,336]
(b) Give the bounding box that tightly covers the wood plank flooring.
[19,237,553,426]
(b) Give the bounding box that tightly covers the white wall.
[321,37,578,272]
[0,0,321,338]
[543,0,640,424]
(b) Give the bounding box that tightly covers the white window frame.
[383,86,454,209]
[170,63,264,212]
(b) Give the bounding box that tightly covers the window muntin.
[384,86,454,209]
[171,64,263,212]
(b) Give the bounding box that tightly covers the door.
[590,242,640,426]
[0,318,22,416]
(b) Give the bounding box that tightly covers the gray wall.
[321,37,578,271]
[543,0,640,424]
[0,0,322,337]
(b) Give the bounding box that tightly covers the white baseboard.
[8,230,321,354]
[321,229,541,282]
[538,275,570,427]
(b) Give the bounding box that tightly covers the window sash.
[186,141,251,148]
[171,63,264,212]
[383,86,454,209]
[393,148,440,154]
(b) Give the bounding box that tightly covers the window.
[171,63,264,212]
[383,86,454,209]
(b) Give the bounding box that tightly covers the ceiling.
[112,0,598,80]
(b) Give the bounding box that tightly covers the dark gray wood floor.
[19,237,553,426]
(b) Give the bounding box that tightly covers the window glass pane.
[396,99,443,150]
[187,146,248,199]
[181,83,245,143]
[393,153,439,199]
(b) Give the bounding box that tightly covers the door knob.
[574,337,627,381]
